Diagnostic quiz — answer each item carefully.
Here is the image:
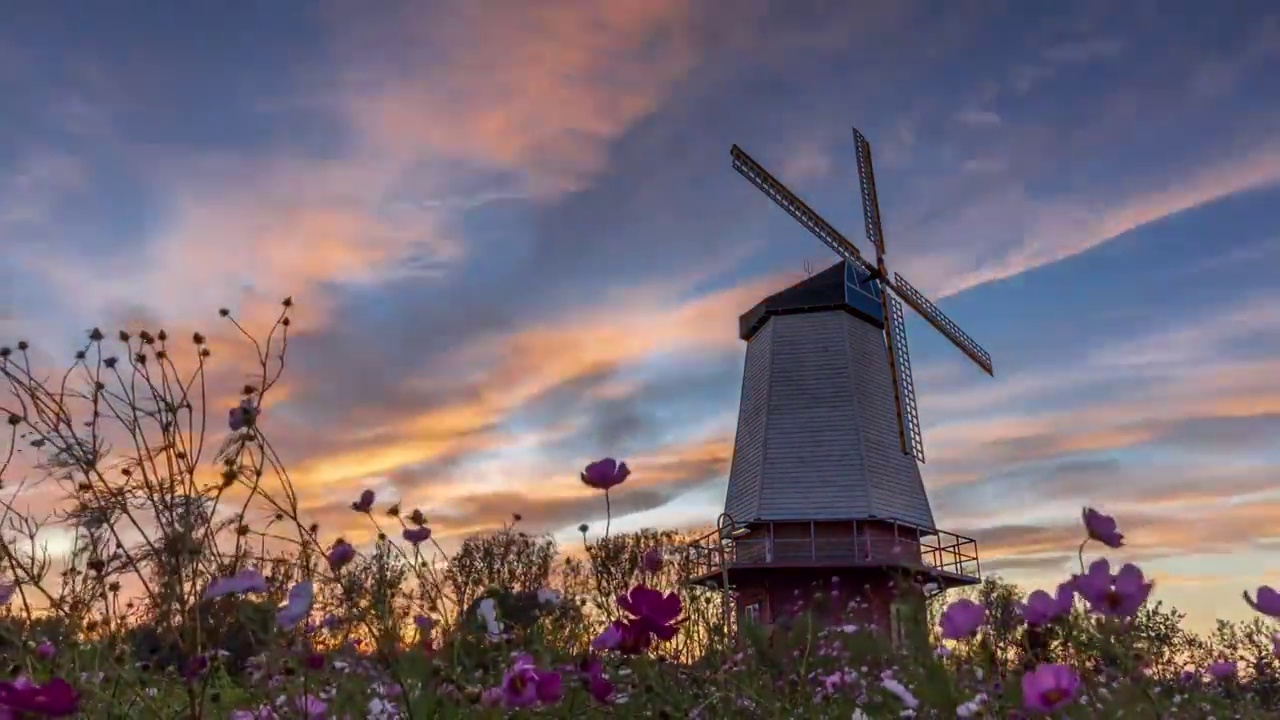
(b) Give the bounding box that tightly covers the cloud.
[954,109,1002,128]
[1041,38,1124,64]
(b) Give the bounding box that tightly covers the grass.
[0,299,1275,718]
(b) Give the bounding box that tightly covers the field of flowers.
[0,300,1276,718]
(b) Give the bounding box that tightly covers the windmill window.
[744,601,763,625]
[890,601,912,648]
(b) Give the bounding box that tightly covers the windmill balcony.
[685,517,980,590]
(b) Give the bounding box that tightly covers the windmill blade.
[890,272,994,376]
[730,145,877,278]
[886,293,926,463]
[852,128,886,256]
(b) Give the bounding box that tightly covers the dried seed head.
[199,347,211,358]
[133,352,146,365]
[5,414,21,427]
[88,328,104,342]
[282,296,293,307]
[192,332,205,345]
[0,348,9,358]
[281,317,291,327]
[15,341,27,351]
[138,331,153,344]
[156,329,167,342]
[118,331,131,342]
[74,350,86,360]
[104,357,118,368]
[218,308,230,317]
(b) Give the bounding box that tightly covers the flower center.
[1042,688,1066,705]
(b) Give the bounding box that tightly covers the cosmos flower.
[1081,507,1124,548]
[1020,582,1075,626]
[1073,559,1153,618]
[0,676,80,717]
[203,569,268,600]
[938,598,986,640]
[642,547,665,573]
[0,583,14,605]
[1243,585,1280,618]
[500,655,563,708]
[615,585,683,652]
[34,641,55,660]
[276,580,314,630]
[580,458,630,491]
[1021,664,1080,712]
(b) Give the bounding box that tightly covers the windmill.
[688,128,988,640]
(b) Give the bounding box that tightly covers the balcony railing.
[686,517,980,583]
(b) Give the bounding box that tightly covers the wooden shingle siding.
[724,320,773,524]
[723,309,935,529]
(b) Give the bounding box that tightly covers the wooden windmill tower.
[689,128,988,641]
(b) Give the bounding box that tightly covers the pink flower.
[402,526,432,545]
[500,655,563,708]
[1020,582,1074,626]
[1207,660,1237,681]
[327,540,356,571]
[1243,585,1280,618]
[1081,507,1124,548]
[1072,558,1153,618]
[0,676,79,716]
[203,569,268,600]
[1021,663,1080,712]
[351,489,375,513]
[581,458,630,491]
[938,598,986,640]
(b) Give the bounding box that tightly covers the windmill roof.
[739,260,885,341]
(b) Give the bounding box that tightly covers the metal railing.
[686,518,980,582]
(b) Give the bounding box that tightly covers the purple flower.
[591,621,625,652]
[351,489,375,513]
[327,540,356,571]
[642,548,664,573]
[34,641,55,660]
[1243,585,1280,618]
[500,655,563,708]
[577,655,614,704]
[613,585,682,653]
[1073,558,1153,618]
[296,694,326,719]
[581,458,630,491]
[1208,660,1237,681]
[228,399,258,432]
[938,598,986,640]
[0,583,14,605]
[276,580,314,630]
[181,654,209,680]
[203,569,268,601]
[0,676,80,716]
[1020,582,1074,626]
[1081,507,1124,548]
[1021,663,1080,712]
[402,526,432,545]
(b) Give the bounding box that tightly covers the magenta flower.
[276,580,314,630]
[402,526,432,545]
[1073,559,1153,618]
[500,655,563,708]
[581,458,630,491]
[1208,660,1237,680]
[327,540,356,571]
[938,598,986,640]
[228,399,258,432]
[203,569,268,601]
[34,641,55,660]
[642,548,665,573]
[615,585,682,652]
[1021,663,1080,712]
[351,489,375,513]
[1081,507,1124,548]
[591,621,625,652]
[1243,585,1280,617]
[0,676,80,716]
[296,694,327,719]
[1020,582,1074,626]
[577,655,615,704]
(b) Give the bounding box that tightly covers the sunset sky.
[2,1,1278,632]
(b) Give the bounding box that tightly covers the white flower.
[537,588,562,605]
[477,597,503,636]
[880,677,920,709]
